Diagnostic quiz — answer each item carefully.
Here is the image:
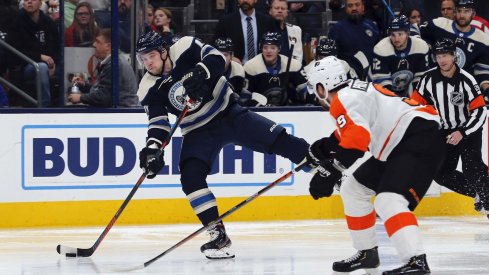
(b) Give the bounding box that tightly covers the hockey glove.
[306,137,338,168]
[182,65,209,101]
[139,147,165,179]
[309,160,342,200]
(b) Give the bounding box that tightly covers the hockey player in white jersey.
[306,56,444,274]
[370,15,430,97]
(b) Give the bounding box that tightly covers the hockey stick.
[57,99,192,258]
[123,161,309,270]
[381,0,395,18]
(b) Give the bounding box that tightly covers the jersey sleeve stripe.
[411,90,428,105]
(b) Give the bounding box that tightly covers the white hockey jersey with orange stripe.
[329,80,440,161]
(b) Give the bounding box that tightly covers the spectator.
[440,0,456,20]
[65,2,99,47]
[304,37,358,79]
[0,0,18,75]
[64,0,79,28]
[118,0,132,53]
[214,0,278,64]
[268,0,303,62]
[328,0,379,80]
[244,32,312,106]
[151,7,176,37]
[213,37,245,95]
[7,0,60,107]
[419,0,489,97]
[369,15,430,97]
[402,6,422,25]
[145,4,154,32]
[68,29,139,107]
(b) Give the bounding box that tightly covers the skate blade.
[203,247,235,259]
[332,267,380,275]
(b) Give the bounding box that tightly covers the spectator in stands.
[440,0,456,20]
[145,4,154,32]
[68,29,139,107]
[64,0,79,28]
[8,0,59,107]
[244,32,313,106]
[0,0,18,75]
[328,0,379,80]
[402,6,422,26]
[65,2,99,47]
[268,0,303,63]
[118,0,132,53]
[151,7,176,37]
[369,15,430,97]
[214,0,278,64]
[420,0,489,99]
[213,37,245,95]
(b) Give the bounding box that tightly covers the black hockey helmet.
[136,31,168,55]
[316,38,337,59]
[388,15,410,33]
[260,32,281,49]
[214,37,233,53]
[455,0,474,9]
[433,38,456,56]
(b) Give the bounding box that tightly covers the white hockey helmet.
[307,56,348,106]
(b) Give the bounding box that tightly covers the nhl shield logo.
[450,89,464,106]
[168,81,201,111]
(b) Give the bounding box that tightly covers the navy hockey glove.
[182,65,208,101]
[306,137,337,168]
[309,160,342,200]
[139,147,165,179]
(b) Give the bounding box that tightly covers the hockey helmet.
[214,37,233,53]
[455,0,474,9]
[316,38,337,59]
[433,38,456,56]
[307,56,348,107]
[136,31,167,55]
[260,32,281,50]
[388,15,410,33]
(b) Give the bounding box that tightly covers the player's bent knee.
[340,175,375,201]
[374,192,410,220]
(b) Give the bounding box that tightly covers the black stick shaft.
[143,161,308,268]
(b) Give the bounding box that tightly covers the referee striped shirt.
[412,66,487,136]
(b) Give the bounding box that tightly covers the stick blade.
[56,244,93,257]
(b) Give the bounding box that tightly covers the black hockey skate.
[200,222,235,259]
[332,246,380,272]
[382,254,430,275]
[474,193,489,219]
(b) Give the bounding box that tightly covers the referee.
[412,38,489,216]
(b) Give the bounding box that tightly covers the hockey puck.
[65,253,77,258]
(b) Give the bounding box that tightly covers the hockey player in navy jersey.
[304,37,359,80]
[213,37,245,95]
[419,0,489,98]
[370,15,430,97]
[135,31,311,259]
[244,32,313,106]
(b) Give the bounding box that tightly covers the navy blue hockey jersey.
[139,36,234,146]
[419,17,489,87]
[369,36,430,96]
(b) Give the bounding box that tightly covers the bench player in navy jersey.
[135,31,314,259]
[370,15,430,97]
[419,0,489,98]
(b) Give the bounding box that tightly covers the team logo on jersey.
[449,89,464,106]
[168,81,202,111]
[455,47,466,68]
[391,70,413,92]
